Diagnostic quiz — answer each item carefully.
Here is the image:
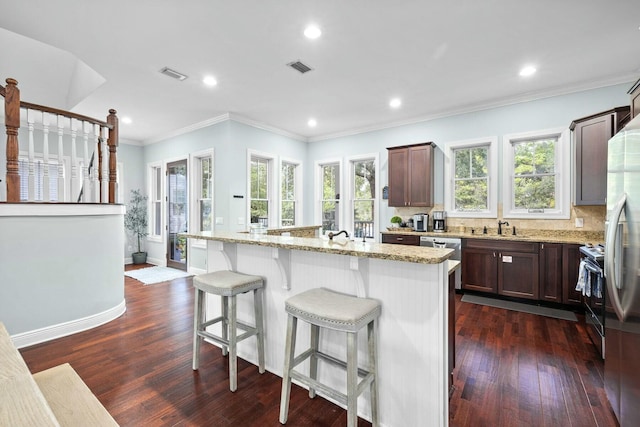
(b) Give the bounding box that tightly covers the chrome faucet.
[328,230,350,240]
[498,220,510,235]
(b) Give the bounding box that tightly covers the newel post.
[107,109,118,204]
[5,78,20,202]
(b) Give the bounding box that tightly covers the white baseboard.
[147,256,165,266]
[11,300,127,349]
[188,266,207,275]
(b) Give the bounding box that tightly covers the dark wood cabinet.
[387,143,433,207]
[539,242,563,303]
[562,243,582,306]
[630,78,640,119]
[461,246,498,293]
[571,106,630,205]
[462,239,539,300]
[381,233,420,246]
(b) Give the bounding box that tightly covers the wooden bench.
[0,322,118,426]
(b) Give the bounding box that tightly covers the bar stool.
[192,270,265,392]
[279,287,381,427]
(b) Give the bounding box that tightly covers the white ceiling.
[1,0,639,144]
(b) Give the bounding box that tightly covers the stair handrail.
[2,78,119,203]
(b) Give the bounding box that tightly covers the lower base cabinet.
[462,239,583,306]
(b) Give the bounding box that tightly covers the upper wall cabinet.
[387,142,434,207]
[570,106,630,205]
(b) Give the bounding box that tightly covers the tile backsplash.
[394,204,606,233]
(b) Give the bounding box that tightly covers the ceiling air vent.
[159,67,188,81]
[287,60,313,74]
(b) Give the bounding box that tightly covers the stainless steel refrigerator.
[604,114,640,426]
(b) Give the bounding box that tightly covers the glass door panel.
[167,159,188,270]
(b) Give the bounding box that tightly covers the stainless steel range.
[579,244,605,359]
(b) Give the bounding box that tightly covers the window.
[249,155,271,226]
[350,157,377,239]
[444,137,497,218]
[318,161,341,233]
[281,161,300,227]
[19,157,61,201]
[149,164,163,239]
[502,128,569,219]
[197,155,213,232]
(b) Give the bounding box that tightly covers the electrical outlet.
[575,218,584,228]
[215,217,223,225]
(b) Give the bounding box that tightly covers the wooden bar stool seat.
[192,270,265,392]
[279,287,381,426]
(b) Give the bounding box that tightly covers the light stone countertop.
[382,228,604,245]
[183,230,453,264]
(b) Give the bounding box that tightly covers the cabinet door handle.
[493,252,496,258]
[541,243,544,250]
[397,237,404,241]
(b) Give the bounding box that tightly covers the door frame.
[166,158,188,270]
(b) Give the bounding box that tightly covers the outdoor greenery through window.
[250,157,269,225]
[321,163,340,233]
[281,162,296,226]
[453,146,488,211]
[352,159,375,238]
[511,137,557,211]
[198,157,213,231]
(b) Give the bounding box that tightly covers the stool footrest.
[197,323,258,347]
[290,349,375,403]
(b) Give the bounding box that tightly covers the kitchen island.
[183,231,454,427]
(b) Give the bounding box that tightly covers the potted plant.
[390,216,403,228]
[124,189,149,264]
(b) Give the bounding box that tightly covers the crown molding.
[308,74,637,143]
[142,113,232,145]
[227,113,307,142]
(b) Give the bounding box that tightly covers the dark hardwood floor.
[450,294,619,427]
[19,265,618,426]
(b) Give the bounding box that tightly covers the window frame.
[279,157,302,227]
[247,149,277,228]
[444,137,498,219]
[502,127,570,219]
[189,149,214,248]
[315,158,343,235]
[346,153,379,241]
[18,152,68,202]
[148,162,164,243]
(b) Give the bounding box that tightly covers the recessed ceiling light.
[519,65,537,77]
[203,76,217,87]
[304,25,322,39]
[389,98,402,109]
[308,118,317,127]
[121,117,132,124]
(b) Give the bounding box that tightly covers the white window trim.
[189,149,214,249]
[279,156,303,227]
[315,158,343,234]
[18,151,70,202]
[147,161,164,243]
[444,137,498,219]
[345,153,379,241]
[502,127,570,219]
[247,149,277,228]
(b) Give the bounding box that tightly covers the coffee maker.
[432,211,446,232]
[413,214,428,232]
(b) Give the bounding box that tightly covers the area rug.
[461,294,577,322]
[124,266,193,285]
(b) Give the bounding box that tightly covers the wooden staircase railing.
[2,77,119,203]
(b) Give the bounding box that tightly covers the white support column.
[82,121,90,202]
[92,124,100,202]
[27,109,35,201]
[101,126,109,203]
[42,112,50,202]
[57,115,66,202]
[70,119,79,202]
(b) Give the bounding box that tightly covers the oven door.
[583,256,606,358]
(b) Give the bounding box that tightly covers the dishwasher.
[420,236,462,289]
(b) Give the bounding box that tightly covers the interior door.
[167,159,188,270]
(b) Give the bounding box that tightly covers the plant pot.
[132,252,147,264]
